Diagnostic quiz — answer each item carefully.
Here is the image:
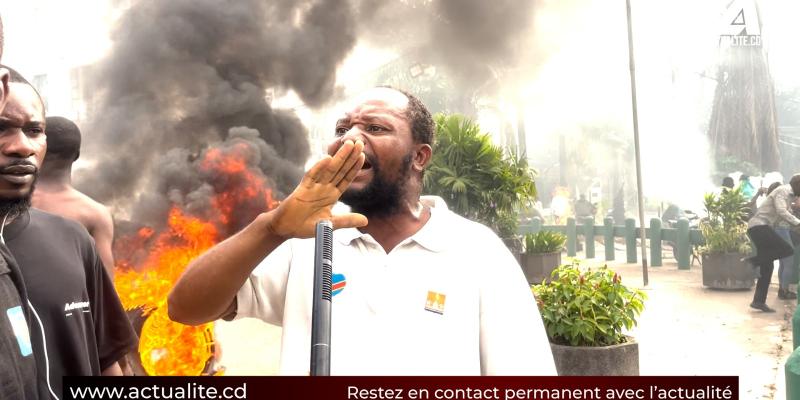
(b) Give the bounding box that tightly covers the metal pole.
[626,0,649,286]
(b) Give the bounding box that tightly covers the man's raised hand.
[267,139,367,239]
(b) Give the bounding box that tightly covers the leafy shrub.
[532,262,646,347]
[524,230,567,254]
[699,187,751,255]
[424,114,537,236]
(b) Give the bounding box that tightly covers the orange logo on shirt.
[425,291,446,314]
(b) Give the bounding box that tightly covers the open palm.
[269,140,368,239]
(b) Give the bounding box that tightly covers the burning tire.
[126,307,221,376]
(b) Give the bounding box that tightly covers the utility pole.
[626,0,649,286]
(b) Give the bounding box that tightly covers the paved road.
[608,260,792,400]
[213,254,795,399]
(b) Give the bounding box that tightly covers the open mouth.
[362,159,373,170]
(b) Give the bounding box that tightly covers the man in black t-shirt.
[0,72,137,398]
[6,209,137,396]
[0,245,38,400]
[0,14,40,400]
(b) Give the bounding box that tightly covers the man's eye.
[367,125,384,132]
[335,126,348,136]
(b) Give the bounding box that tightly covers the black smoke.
[358,0,537,87]
[79,0,537,233]
[80,0,356,207]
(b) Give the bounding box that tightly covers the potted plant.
[520,230,567,284]
[698,187,754,289]
[532,262,646,376]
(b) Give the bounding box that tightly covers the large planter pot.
[550,337,639,376]
[520,252,561,284]
[502,236,523,257]
[701,252,755,289]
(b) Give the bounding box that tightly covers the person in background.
[32,116,115,277]
[769,182,798,300]
[738,174,756,199]
[574,194,595,222]
[721,176,735,192]
[746,175,800,312]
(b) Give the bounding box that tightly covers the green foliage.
[699,187,751,255]
[424,114,538,236]
[532,262,647,347]
[714,155,761,180]
[524,230,567,254]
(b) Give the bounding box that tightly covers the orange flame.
[550,186,573,221]
[199,143,278,225]
[114,143,278,375]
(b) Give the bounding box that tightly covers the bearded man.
[169,87,555,375]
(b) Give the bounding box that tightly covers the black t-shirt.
[5,209,137,399]
[0,243,38,400]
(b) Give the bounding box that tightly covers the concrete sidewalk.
[605,259,793,400]
[213,256,795,399]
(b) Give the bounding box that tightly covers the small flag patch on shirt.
[332,273,346,297]
[425,291,446,314]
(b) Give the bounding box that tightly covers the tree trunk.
[708,44,780,172]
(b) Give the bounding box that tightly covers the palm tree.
[424,114,537,238]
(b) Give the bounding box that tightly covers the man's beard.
[0,181,35,219]
[341,153,412,218]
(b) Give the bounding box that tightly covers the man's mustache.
[0,160,38,175]
[363,153,377,170]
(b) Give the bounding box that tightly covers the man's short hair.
[379,86,434,146]
[6,66,30,85]
[2,65,44,109]
[45,116,81,162]
[722,176,735,189]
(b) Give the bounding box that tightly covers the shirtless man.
[31,116,115,276]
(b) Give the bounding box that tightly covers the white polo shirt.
[233,196,556,375]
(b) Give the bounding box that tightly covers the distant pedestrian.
[745,176,800,312]
[721,176,735,192]
[738,174,756,199]
[574,194,595,221]
[768,182,799,300]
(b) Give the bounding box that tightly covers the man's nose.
[2,130,37,158]
[339,126,366,143]
[328,127,366,155]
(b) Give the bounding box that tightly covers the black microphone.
[310,220,333,376]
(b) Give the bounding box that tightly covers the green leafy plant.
[532,262,647,347]
[699,187,751,255]
[424,114,537,236]
[524,230,567,254]
[714,155,761,182]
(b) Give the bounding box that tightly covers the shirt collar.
[334,196,450,252]
[3,209,30,243]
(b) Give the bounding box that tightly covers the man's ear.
[412,143,432,173]
[0,67,8,113]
